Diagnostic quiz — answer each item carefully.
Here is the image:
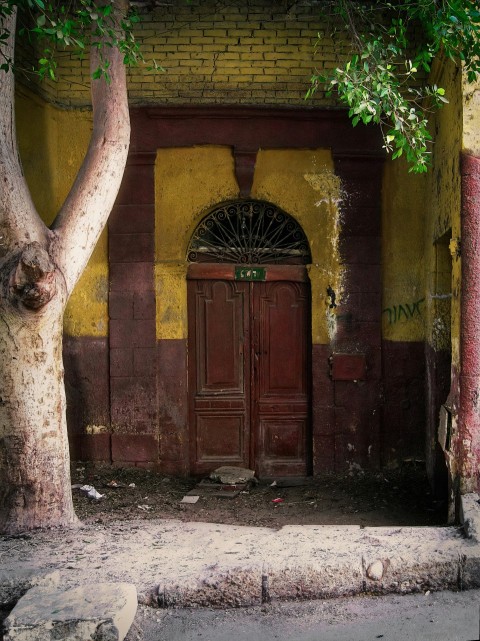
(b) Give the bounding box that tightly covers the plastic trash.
[272,497,284,503]
[79,484,104,500]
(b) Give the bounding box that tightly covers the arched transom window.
[187,200,311,264]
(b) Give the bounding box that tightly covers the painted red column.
[459,152,480,491]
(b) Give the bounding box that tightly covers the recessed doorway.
[187,200,312,478]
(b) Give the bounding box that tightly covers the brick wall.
[23,0,352,108]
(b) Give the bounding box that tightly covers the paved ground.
[125,589,480,641]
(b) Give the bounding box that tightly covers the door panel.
[188,279,250,474]
[256,283,307,395]
[188,269,310,478]
[197,415,246,461]
[260,417,307,458]
[198,280,245,393]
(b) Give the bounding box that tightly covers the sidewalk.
[1,495,480,608]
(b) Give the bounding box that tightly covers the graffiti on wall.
[382,298,425,324]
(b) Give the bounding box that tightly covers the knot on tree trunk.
[9,242,57,310]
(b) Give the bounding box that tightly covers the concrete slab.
[3,583,137,641]
[0,569,59,606]
[461,492,480,541]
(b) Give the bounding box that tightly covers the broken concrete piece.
[181,495,200,504]
[3,582,137,641]
[209,466,256,485]
[0,569,60,607]
[366,560,384,581]
[460,492,480,542]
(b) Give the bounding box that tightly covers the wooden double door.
[188,264,311,478]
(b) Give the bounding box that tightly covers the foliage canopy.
[1,1,479,172]
[307,0,480,172]
[0,0,160,82]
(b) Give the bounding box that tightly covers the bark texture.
[0,266,74,533]
[0,2,130,533]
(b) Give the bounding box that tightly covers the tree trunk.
[0,0,130,533]
[0,245,76,533]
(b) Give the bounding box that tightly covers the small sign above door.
[235,267,266,281]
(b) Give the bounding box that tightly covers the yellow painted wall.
[15,88,108,337]
[381,59,462,351]
[252,149,341,344]
[425,60,462,362]
[155,146,239,340]
[156,146,239,262]
[382,159,427,342]
[155,146,342,344]
[462,75,480,157]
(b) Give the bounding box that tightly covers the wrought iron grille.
[187,200,311,264]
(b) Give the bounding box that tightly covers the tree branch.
[51,0,131,295]
[0,7,49,255]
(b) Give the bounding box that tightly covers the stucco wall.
[382,161,426,343]
[463,76,480,157]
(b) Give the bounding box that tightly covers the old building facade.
[15,1,480,510]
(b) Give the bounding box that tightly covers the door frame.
[187,263,312,477]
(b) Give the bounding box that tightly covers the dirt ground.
[71,462,446,528]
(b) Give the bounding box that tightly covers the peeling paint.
[85,425,108,434]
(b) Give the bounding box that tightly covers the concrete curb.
[1,519,480,610]
[139,524,480,608]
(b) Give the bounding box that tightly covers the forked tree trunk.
[0,1,130,533]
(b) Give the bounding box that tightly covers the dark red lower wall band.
[66,336,428,475]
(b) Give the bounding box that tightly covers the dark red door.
[188,264,310,478]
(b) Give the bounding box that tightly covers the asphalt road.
[126,589,480,641]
